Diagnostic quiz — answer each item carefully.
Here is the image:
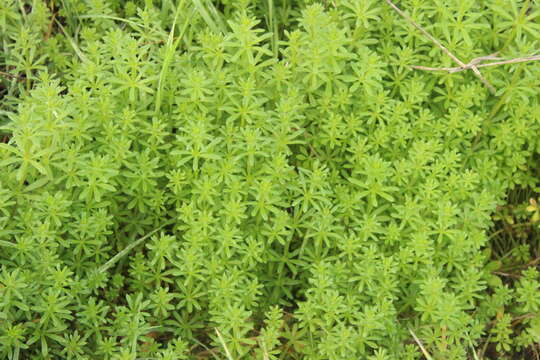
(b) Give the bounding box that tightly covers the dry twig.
[384,0,540,95]
[409,328,434,360]
[412,54,540,73]
[384,0,497,94]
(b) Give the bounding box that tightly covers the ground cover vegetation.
[0,0,540,359]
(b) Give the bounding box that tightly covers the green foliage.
[1,0,540,359]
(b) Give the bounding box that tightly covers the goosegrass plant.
[0,1,540,359]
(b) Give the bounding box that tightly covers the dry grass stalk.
[408,328,434,360]
[385,0,540,95]
[412,54,540,73]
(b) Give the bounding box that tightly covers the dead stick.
[476,54,540,68]
[385,0,496,94]
[412,54,540,73]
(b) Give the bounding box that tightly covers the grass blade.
[204,0,228,33]
[77,14,142,29]
[155,0,193,115]
[215,328,234,360]
[0,240,16,248]
[409,328,434,360]
[267,0,279,57]
[55,20,87,63]
[98,220,173,273]
[192,0,226,34]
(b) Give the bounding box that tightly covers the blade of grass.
[468,336,482,360]
[154,0,193,115]
[54,20,87,63]
[0,240,16,248]
[409,328,434,360]
[77,14,143,29]
[260,339,270,360]
[16,0,27,25]
[267,0,279,57]
[203,0,228,33]
[192,337,222,360]
[98,220,173,273]
[215,328,234,360]
[58,0,80,34]
[479,333,492,359]
[192,0,226,34]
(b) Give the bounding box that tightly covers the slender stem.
[489,222,534,240]
[411,55,540,73]
[385,0,465,67]
[385,0,496,93]
[476,55,540,68]
[500,0,531,53]
[0,71,21,80]
[99,220,174,273]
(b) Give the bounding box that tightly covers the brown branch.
[385,0,496,94]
